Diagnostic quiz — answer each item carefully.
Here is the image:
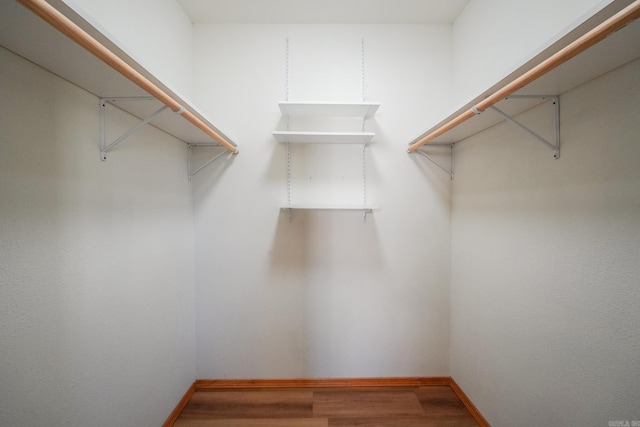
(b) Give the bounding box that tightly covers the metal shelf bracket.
[99,97,172,161]
[415,144,455,180]
[188,144,229,181]
[489,95,560,159]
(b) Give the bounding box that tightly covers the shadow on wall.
[268,209,384,275]
[268,210,388,376]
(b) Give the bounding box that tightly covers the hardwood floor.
[173,386,478,426]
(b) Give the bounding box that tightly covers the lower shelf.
[280,204,376,212]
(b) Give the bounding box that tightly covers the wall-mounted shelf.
[273,131,375,144]
[274,95,379,220]
[409,0,640,147]
[278,102,380,119]
[280,205,376,211]
[280,205,376,222]
[0,0,237,170]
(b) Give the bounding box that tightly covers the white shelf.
[412,1,640,145]
[0,0,232,146]
[278,102,380,119]
[275,99,378,213]
[280,204,376,211]
[273,131,375,144]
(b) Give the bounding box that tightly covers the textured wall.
[450,58,640,426]
[0,47,196,427]
[191,24,454,379]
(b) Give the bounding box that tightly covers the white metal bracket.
[489,95,560,159]
[415,144,455,180]
[100,97,236,180]
[99,97,170,161]
[188,144,229,181]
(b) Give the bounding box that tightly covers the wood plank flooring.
[173,386,478,426]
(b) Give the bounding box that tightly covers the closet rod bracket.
[415,144,455,180]
[188,144,229,181]
[99,97,169,161]
[490,95,560,159]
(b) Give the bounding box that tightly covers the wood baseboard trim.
[195,376,451,389]
[450,378,491,427]
[162,381,196,427]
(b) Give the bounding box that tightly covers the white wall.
[64,0,196,100]
[450,58,640,426]
[451,0,611,108]
[191,24,454,378]
[0,47,196,427]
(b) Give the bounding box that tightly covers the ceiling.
[177,0,471,24]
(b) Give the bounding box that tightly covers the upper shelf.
[411,0,640,146]
[278,102,380,119]
[0,0,234,147]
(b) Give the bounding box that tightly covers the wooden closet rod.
[18,0,239,154]
[408,0,640,153]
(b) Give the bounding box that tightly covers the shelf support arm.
[415,144,455,179]
[488,96,560,159]
[99,97,169,161]
[188,145,230,181]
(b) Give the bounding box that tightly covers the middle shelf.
[273,131,375,144]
